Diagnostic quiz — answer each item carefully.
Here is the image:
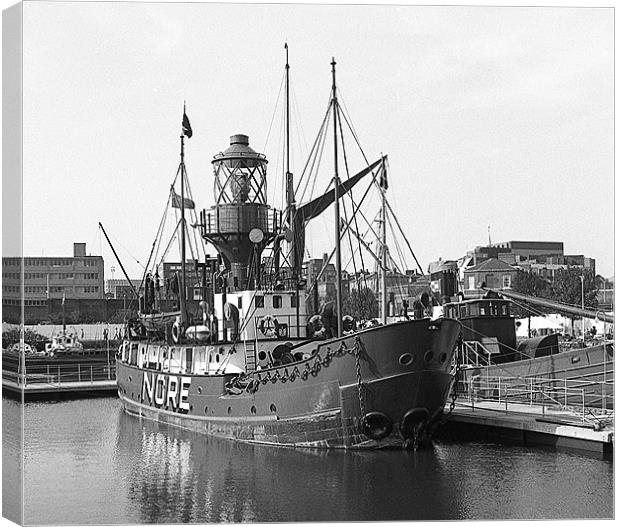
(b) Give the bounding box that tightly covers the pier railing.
[455,375,614,423]
[2,361,116,388]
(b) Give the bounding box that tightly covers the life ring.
[171,322,182,344]
[258,316,277,336]
[361,411,393,441]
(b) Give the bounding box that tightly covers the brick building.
[462,258,518,298]
[462,240,596,283]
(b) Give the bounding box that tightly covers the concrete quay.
[439,398,614,458]
[2,377,118,400]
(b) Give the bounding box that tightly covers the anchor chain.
[353,337,367,425]
[442,340,463,423]
[448,362,461,414]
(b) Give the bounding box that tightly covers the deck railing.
[458,341,493,367]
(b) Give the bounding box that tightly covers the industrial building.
[2,243,105,309]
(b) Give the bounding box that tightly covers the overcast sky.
[10,1,614,278]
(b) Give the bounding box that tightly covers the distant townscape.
[2,239,612,327]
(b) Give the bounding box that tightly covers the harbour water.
[3,396,613,524]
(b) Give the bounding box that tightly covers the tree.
[511,269,553,318]
[551,267,598,309]
[342,287,378,321]
[510,268,598,336]
[2,328,48,350]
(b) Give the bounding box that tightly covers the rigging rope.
[262,70,285,154]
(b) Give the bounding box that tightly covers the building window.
[502,275,511,288]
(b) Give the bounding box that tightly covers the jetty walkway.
[2,356,117,399]
[441,376,614,458]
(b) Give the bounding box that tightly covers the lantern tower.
[200,134,279,291]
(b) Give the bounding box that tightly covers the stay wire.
[262,71,285,154]
[295,94,332,200]
[335,100,364,279]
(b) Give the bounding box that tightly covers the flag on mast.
[182,104,193,138]
[379,164,388,190]
[171,188,195,210]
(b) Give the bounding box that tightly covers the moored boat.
[443,291,614,408]
[115,52,461,449]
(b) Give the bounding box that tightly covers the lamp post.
[580,274,585,341]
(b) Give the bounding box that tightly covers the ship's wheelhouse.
[444,298,512,320]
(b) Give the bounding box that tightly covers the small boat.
[44,331,84,357]
[8,342,41,355]
[115,51,461,449]
[42,295,85,357]
[443,290,614,408]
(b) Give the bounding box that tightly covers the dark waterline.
[2,396,614,524]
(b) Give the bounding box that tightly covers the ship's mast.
[331,58,343,337]
[380,156,387,324]
[284,43,300,334]
[285,44,293,210]
[179,134,188,326]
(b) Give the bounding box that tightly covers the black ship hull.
[117,318,461,449]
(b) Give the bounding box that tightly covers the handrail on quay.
[3,361,116,389]
[454,375,614,426]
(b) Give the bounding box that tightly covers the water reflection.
[5,397,614,524]
[115,409,613,522]
[115,409,464,523]
[2,397,23,524]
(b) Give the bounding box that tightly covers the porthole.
[424,350,434,363]
[439,353,447,364]
[204,406,209,414]
[197,386,202,394]
[270,403,277,413]
[258,350,267,361]
[227,406,232,415]
[399,353,413,366]
[251,406,257,415]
